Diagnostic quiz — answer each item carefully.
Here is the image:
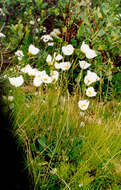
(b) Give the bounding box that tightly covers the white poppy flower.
[28,68,38,76]
[54,62,61,69]
[21,64,32,73]
[80,41,97,59]
[46,53,63,66]
[33,70,47,87]
[37,71,52,84]
[41,73,52,84]
[53,28,60,34]
[8,75,24,87]
[35,70,46,78]
[46,54,53,65]
[30,20,35,25]
[50,31,57,37]
[50,70,59,82]
[85,49,97,59]
[33,77,43,87]
[84,70,100,86]
[48,42,54,46]
[50,28,61,37]
[60,62,71,70]
[41,35,53,43]
[28,44,40,55]
[80,121,85,127]
[79,60,91,69]
[79,184,83,188]
[80,41,90,53]
[86,87,97,97]
[78,100,89,110]
[54,53,63,61]
[62,44,74,56]
[54,61,71,70]
[37,18,40,22]
[15,50,24,61]
[21,64,38,76]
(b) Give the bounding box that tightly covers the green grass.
[1,1,121,189]
[7,86,121,190]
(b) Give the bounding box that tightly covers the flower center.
[88,91,92,95]
[43,77,47,81]
[28,52,33,55]
[82,104,86,108]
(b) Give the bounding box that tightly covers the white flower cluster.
[15,44,40,61]
[8,75,24,87]
[50,28,61,37]
[46,44,74,71]
[41,35,53,43]
[9,40,99,115]
[3,95,14,102]
[21,64,38,76]
[21,64,59,87]
[55,61,71,71]
[46,52,63,66]
[2,94,14,110]
[78,41,100,111]
[8,64,59,88]
[46,52,71,71]
[15,50,24,61]
[41,28,61,46]
[80,41,97,59]
[39,26,46,33]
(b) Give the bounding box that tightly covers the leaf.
[97,29,105,37]
[70,38,77,47]
[41,2,48,9]
[97,7,103,19]
[38,135,47,148]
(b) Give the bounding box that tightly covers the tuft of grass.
[8,86,121,190]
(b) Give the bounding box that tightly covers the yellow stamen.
[28,52,33,55]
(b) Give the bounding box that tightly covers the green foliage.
[1,0,121,189]
[1,0,120,98]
